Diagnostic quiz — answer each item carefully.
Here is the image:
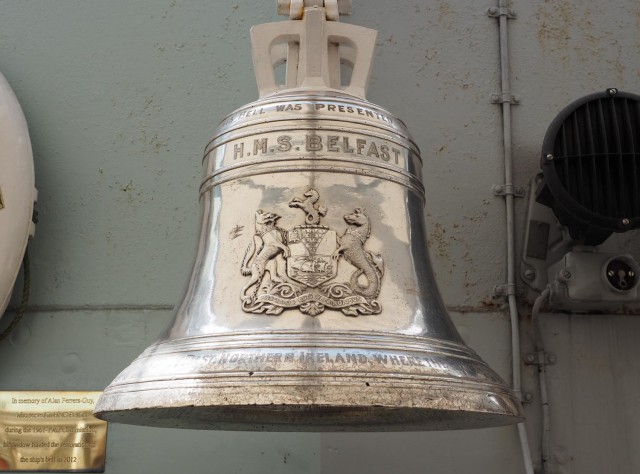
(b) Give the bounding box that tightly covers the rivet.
[61,352,82,375]
[9,325,31,346]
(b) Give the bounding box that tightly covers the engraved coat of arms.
[240,189,383,316]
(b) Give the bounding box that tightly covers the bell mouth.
[94,331,523,431]
[96,405,522,432]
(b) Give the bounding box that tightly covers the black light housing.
[536,88,640,245]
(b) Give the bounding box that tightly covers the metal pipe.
[532,287,552,473]
[495,1,535,473]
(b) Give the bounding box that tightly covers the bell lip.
[94,382,524,432]
[95,406,523,432]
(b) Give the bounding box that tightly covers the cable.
[532,287,551,473]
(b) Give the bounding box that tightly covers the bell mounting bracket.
[251,0,376,98]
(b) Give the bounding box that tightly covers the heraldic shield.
[287,226,337,287]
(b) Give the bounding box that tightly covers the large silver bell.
[95,2,523,431]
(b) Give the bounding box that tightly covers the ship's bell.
[95,1,523,431]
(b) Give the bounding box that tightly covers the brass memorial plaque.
[0,391,107,472]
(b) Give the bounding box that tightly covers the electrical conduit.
[493,1,535,473]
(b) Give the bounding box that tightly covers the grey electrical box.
[547,251,639,311]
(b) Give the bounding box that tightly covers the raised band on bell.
[95,0,523,431]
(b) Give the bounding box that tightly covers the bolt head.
[607,88,619,96]
[622,218,630,226]
[608,270,615,277]
[523,392,533,402]
[524,354,536,363]
[546,153,554,161]
[562,270,572,279]
[630,271,636,277]
[488,7,498,15]
[524,269,536,280]
[547,354,557,364]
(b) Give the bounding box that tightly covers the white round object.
[0,72,36,320]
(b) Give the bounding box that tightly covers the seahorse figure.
[289,188,327,225]
[333,207,384,298]
[241,210,290,302]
